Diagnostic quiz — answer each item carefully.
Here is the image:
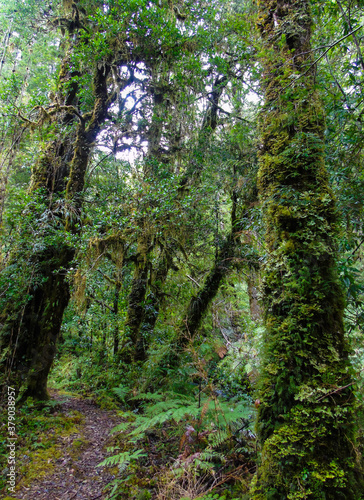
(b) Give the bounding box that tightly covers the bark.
[252,0,362,497]
[113,281,121,356]
[124,251,150,362]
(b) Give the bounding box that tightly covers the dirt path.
[15,391,119,500]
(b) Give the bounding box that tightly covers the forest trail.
[15,390,118,500]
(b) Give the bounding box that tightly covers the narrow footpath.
[14,390,118,500]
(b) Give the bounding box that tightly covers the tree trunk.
[113,281,121,356]
[140,246,174,345]
[1,245,73,400]
[177,231,237,352]
[122,75,168,362]
[0,55,111,400]
[0,103,76,400]
[169,188,240,364]
[252,0,362,497]
[124,251,150,362]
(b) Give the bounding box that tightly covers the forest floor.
[9,389,119,500]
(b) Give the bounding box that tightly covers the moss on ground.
[0,394,84,494]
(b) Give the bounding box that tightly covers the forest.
[1,0,364,498]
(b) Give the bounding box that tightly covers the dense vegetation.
[1,0,364,498]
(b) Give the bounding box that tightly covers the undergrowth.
[101,368,257,500]
[49,351,138,410]
[45,279,262,499]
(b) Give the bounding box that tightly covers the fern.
[111,394,254,444]
[185,451,226,475]
[112,384,130,402]
[107,385,255,493]
[192,458,216,473]
[129,391,164,401]
[110,419,135,434]
[207,429,230,449]
[127,400,203,438]
[97,449,146,468]
[212,401,253,429]
[131,390,194,405]
[144,399,187,416]
[197,451,225,463]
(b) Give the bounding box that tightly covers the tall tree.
[0,0,119,400]
[252,0,362,497]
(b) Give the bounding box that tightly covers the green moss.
[19,445,63,484]
[253,0,362,497]
[5,408,85,493]
[72,438,89,450]
[251,402,359,498]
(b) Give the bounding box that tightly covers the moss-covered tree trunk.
[139,246,174,349]
[113,279,121,356]
[252,0,361,497]
[179,233,237,345]
[0,246,74,401]
[0,51,78,400]
[170,192,241,362]
[124,247,150,362]
[0,56,111,400]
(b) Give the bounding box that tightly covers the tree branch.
[270,26,363,101]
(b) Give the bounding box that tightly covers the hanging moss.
[252,0,363,497]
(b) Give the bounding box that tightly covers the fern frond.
[97,449,146,468]
[130,390,193,403]
[198,451,225,463]
[170,403,202,422]
[144,399,184,417]
[110,419,134,434]
[112,385,130,402]
[213,401,253,428]
[129,391,165,401]
[129,412,174,436]
[207,429,230,449]
[193,459,215,473]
